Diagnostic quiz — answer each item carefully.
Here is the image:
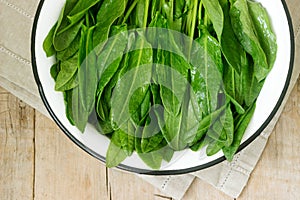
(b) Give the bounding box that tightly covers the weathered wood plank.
[238,78,300,199]
[34,112,108,200]
[0,87,35,200]
[108,169,160,200]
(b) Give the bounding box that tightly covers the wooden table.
[1,77,300,199]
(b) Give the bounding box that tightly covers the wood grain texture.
[238,78,300,199]
[0,79,300,200]
[34,112,108,200]
[0,87,35,200]
[108,169,162,200]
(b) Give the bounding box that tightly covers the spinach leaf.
[138,141,174,169]
[206,104,234,148]
[191,30,223,117]
[219,0,246,74]
[138,151,163,170]
[141,132,165,153]
[247,0,277,68]
[242,59,264,107]
[223,102,256,161]
[129,86,151,126]
[55,53,78,91]
[190,135,210,151]
[96,32,135,121]
[93,0,126,53]
[106,131,128,168]
[117,124,136,156]
[230,0,268,81]
[43,23,57,57]
[140,106,165,153]
[96,24,128,97]
[50,62,60,81]
[78,25,98,113]
[64,90,75,126]
[135,0,150,28]
[53,0,78,36]
[111,31,153,131]
[69,86,90,132]
[225,93,245,114]
[223,58,246,106]
[160,85,199,151]
[202,0,224,40]
[157,52,190,116]
[54,19,84,52]
[149,13,188,116]
[56,33,81,61]
[52,0,83,51]
[162,145,174,162]
[67,0,102,25]
[190,103,227,146]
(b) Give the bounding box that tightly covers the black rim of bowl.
[31,0,295,175]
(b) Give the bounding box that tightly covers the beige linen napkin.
[0,0,299,199]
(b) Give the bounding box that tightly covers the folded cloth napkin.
[0,0,299,199]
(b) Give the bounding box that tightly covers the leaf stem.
[122,0,140,24]
[190,0,199,39]
[85,13,90,27]
[198,1,203,36]
[143,0,150,27]
[188,0,199,60]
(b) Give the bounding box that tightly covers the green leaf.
[56,33,81,61]
[50,62,60,81]
[225,93,245,115]
[138,142,175,169]
[138,151,163,170]
[64,90,75,126]
[140,108,165,153]
[223,102,256,161]
[157,51,189,116]
[160,86,200,151]
[230,0,269,81]
[43,23,57,57]
[116,126,135,156]
[52,0,83,52]
[207,104,234,148]
[78,25,98,113]
[111,31,153,130]
[190,137,209,152]
[96,24,128,97]
[106,132,128,168]
[162,146,174,162]
[247,0,277,68]
[95,36,134,122]
[190,104,227,146]
[129,86,151,126]
[55,53,79,91]
[223,59,243,105]
[141,132,165,153]
[54,19,84,51]
[69,86,90,132]
[219,0,246,73]
[67,0,101,25]
[191,30,223,117]
[93,0,126,53]
[135,0,148,28]
[202,0,224,40]
[242,59,264,107]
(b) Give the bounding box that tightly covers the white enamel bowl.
[31,0,294,174]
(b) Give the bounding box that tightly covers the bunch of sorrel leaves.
[43,0,277,169]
